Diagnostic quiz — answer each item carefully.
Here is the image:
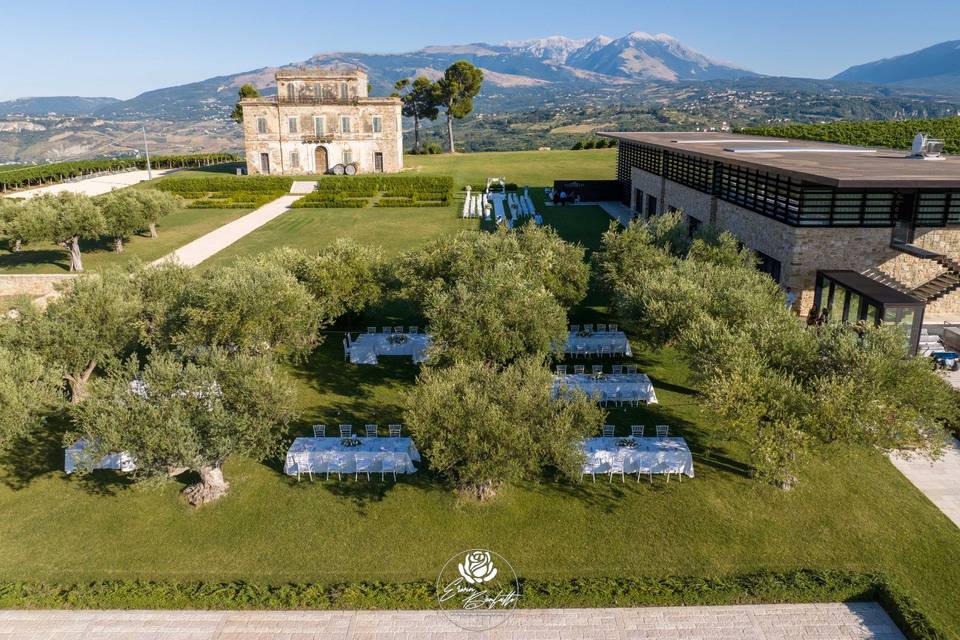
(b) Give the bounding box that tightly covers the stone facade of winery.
[241,69,403,176]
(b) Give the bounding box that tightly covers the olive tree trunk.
[64,360,97,404]
[148,222,158,239]
[183,464,230,506]
[65,236,83,272]
[12,239,22,252]
[446,113,455,154]
[113,237,124,253]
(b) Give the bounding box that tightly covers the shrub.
[156,176,292,194]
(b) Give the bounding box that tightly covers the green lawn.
[1,150,959,634]
[0,208,250,274]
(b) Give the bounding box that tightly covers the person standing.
[785,287,797,311]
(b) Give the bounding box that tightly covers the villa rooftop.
[600,131,960,189]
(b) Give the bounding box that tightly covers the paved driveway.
[6,169,174,199]
[0,603,905,639]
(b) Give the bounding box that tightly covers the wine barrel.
[344,162,358,176]
[332,163,345,176]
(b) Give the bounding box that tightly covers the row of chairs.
[557,364,638,375]
[291,451,404,483]
[313,424,403,438]
[568,344,627,358]
[571,323,617,333]
[603,424,669,438]
[368,326,419,334]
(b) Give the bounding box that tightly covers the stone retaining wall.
[0,274,77,297]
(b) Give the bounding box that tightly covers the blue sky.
[2,0,959,100]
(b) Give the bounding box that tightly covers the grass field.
[0,208,250,274]
[1,149,959,634]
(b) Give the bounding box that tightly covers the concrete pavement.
[0,603,905,639]
[890,437,960,529]
[5,169,175,199]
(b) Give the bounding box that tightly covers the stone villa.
[604,131,960,353]
[240,69,402,176]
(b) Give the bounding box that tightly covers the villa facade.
[240,69,403,176]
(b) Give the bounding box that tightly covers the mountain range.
[832,39,960,93]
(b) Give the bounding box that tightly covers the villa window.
[343,149,353,165]
[287,84,296,101]
[372,116,382,133]
[314,116,325,135]
[340,116,352,134]
[290,150,300,167]
[288,117,298,134]
[314,84,322,100]
[340,82,349,100]
[257,117,267,135]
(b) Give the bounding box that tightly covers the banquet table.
[284,437,421,475]
[64,439,136,474]
[553,373,658,404]
[349,333,432,365]
[564,331,633,357]
[582,436,694,478]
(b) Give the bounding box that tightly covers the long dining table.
[284,436,420,475]
[349,332,432,365]
[581,436,694,478]
[564,330,633,357]
[553,372,658,404]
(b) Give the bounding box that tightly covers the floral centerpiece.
[576,330,593,337]
[340,438,363,447]
[591,372,606,380]
[616,438,637,448]
[387,334,409,345]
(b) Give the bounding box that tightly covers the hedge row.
[156,176,293,194]
[467,182,520,192]
[375,198,448,208]
[0,154,239,192]
[314,175,453,194]
[291,198,368,209]
[0,571,942,638]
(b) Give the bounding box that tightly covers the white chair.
[596,323,607,332]
[626,365,638,375]
[380,452,400,481]
[630,425,645,438]
[365,424,378,438]
[666,463,684,483]
[556,365,567,375]
[292,451,313,482]
[570,324,580,332]
[608,454,626,483]
[342,338,351,361]
[312,424,326,438]
[382,326,392,334]
[602,424,615,438]
[592,365,603,375]
[636,462,654,484]
[609,324,618,332]
[583,324,593,332]
[611,390,623,407]
[367,327,377,334]
[600,345,612,358]
[394,326,404,334]
[339,424,353,438]
[580,459,602,483]
[612,344,625,358]
[575,344,586,359]
[355,454,375,481]
[408,326,419,334]
[388,424,402,438]
[611,365,623,375]
[573,365,585,374]
[327,453,350,480]
[656,425,669,438]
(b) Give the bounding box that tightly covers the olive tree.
[42,192,105,272]
[2,198,56,253]
[134,189,183,239]
[70,349,297,505]
[21,269,140,403]
[0,346,60,450]
[98,190,146,253]
[405,358,603,501]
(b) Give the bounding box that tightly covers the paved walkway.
[5,169,175,199]
[890,437,960,529]
[0,603,904,639]
[599,201,636,227]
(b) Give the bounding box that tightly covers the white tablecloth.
[284,437,421,475]
[553,373,657,404]
[64,439,136,474]
[564,331,632,357]
[349,333,432,365]
[582,437,694,477]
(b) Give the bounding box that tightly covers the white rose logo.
[457,550,498,585]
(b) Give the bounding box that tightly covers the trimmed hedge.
[0,571,943,638]
[156,176,293,194]
[314,175,453,194]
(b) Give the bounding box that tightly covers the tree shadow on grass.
[0,249,70,271]
[0,411,70,490]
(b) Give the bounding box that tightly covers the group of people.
[546,187,581,206]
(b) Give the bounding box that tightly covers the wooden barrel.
[344,162,358,176]
[332,163,345,176]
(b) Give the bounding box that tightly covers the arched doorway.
[314,146,328,174]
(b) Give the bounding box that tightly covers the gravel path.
[5,169,175,199]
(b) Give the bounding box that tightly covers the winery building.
[603,131,960,339]
[240,68,403,176]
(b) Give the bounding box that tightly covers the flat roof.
[819,270,924,306]
[601,131,960,189]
